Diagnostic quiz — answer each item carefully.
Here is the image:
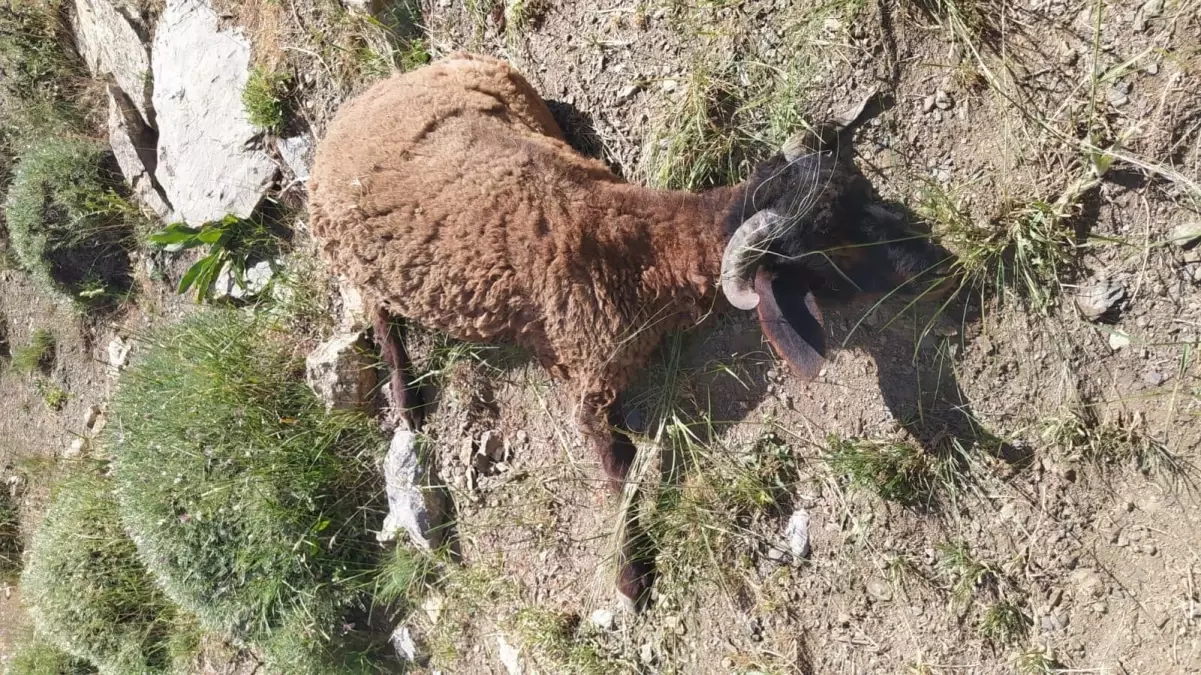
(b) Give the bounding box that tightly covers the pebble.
[784,508,812,559]
[1108,331,1131,350]
[640,642,655,664]
[1075,278,1125,320]
[590,609,615,631]
[866,578,893,601]
[1170,222,1201,248]
[1144,371,1166,386]
[934,89,953,110]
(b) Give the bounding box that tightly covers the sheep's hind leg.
[373,308,424,432]
[577,386,656,609]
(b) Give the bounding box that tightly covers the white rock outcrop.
[305,332,377,412]
[73,0,154,126]
[107,85,174,220]
[152,0,276,224]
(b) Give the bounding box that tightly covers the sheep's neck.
[603,183,742,304]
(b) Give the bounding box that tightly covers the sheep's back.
[310,53,622,350]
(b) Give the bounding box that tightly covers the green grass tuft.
[3,137,137,305]
[513,607,616,674]
[825,435,943,506]
[6,635,98,675]
[980,600,1029,645]
[13,329,56,374]
[242,67,291,132]
[110,308,400,674]
[20,463,198,674]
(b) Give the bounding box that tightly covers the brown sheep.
[309,52,951,606]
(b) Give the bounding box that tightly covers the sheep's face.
[720,150,953,381]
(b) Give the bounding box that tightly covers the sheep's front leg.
[576,388,636,492]
[373,308,424,432]
[577,383,655,608]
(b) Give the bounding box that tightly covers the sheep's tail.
[373,307,424,432]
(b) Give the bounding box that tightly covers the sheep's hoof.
[616,557,654,613]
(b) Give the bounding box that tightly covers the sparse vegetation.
[13,329,56,374]
[110,309,399,673]
[20,464,198,674]
[825,435,944,506]
[33,378,68,411]
[935,540,998,606]
[3,137,136,305]
[980,600,1029,645]
[512,607,616,674]
[0,480,21,577]
[242,67,291,132]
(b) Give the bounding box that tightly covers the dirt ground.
[3,0,1201,673]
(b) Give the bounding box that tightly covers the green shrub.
[111,309,399,674]
[6,636,97,675]
[3,137,135,305]
[20,464,197,675]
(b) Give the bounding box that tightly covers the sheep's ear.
[754,267,826,380]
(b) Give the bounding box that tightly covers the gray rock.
[107,85,174,220]
[73,0,154,126]
[306,332,378,412]
[1170,222,1201,249]
[934,89,953,110]
[212,260,275,300]
[152,0,277,224]
[1143,370,1166,386]
[1075,278,1125,320]
[378,429,447,551]
[784,508,811,559]
[277,135,314,182]
[1108,331,1131,350]
[107,335,132,373]
[391,625,425,665]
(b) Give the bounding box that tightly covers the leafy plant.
[148,216,278,302]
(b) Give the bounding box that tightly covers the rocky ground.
[2,0,1201,673]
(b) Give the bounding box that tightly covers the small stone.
[660,79,677,92]
[784,508,811,559]
[65,437,88,458]
[934,89,953,110]
[640,642,655,664]
[1144,371,1166,386]
[590,609,615,630]
[391,625,425,664]
[84,405,103,431]
[1108,331,1131,350]
[1092,601,1108,614]
[866,578,893,601]
[616,84,641,102]
[766,545,788,562]
[305,332,378,412]
[480,430,504,461]
[496,635,523,675]
[277,134,314,182]
[1108,87,1129,107]
[423,595,444,624]
[107,336,131,372]
[1075,278,1125,320]
[922,94,937,113]
[999,502,1017,522]
[1170,222,1201,249]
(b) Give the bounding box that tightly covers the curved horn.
[721,209,785,310]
